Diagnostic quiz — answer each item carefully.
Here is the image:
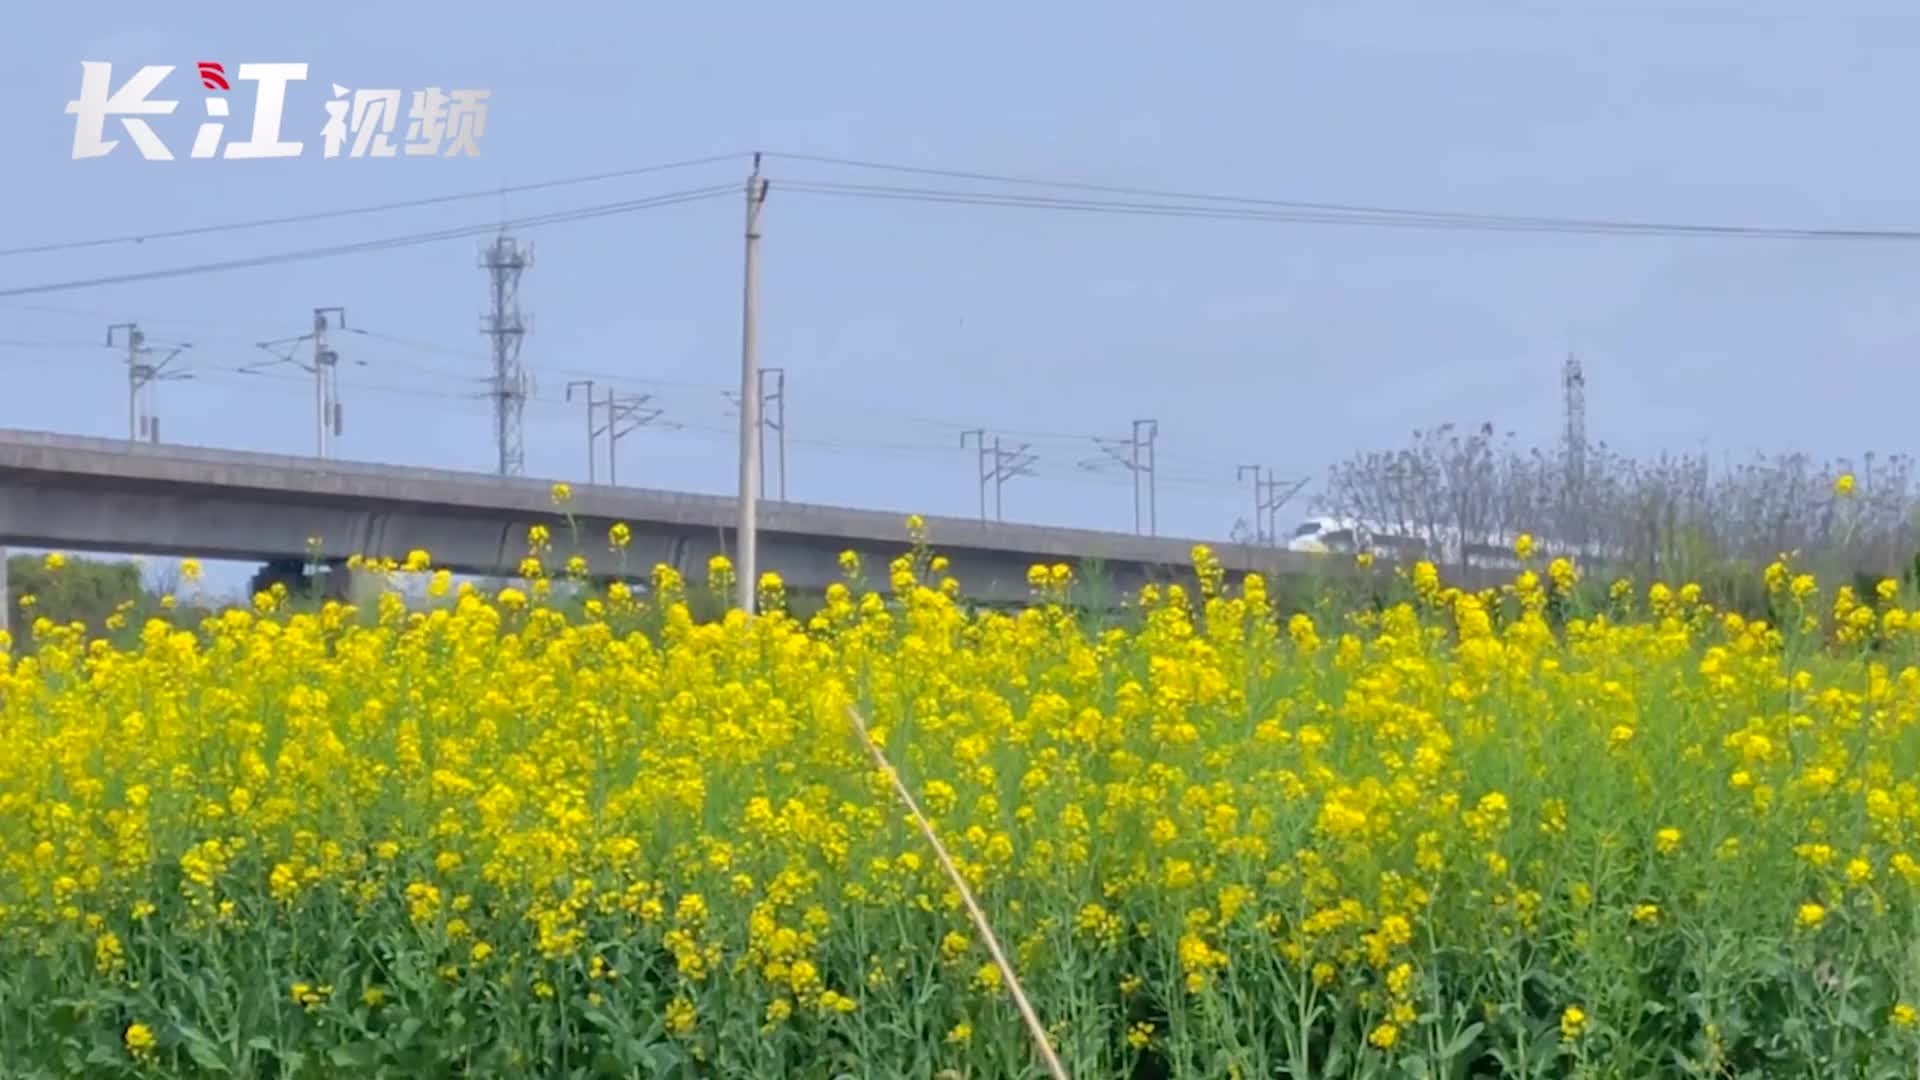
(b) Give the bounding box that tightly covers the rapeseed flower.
[1796,902,1827,931]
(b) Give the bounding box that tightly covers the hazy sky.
[5,1,1920,589]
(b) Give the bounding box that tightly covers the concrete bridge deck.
[0,429,1369,614]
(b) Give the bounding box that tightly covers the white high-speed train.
[1286,516,1437,560]
[1284,516,1606,569]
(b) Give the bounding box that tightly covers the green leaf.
[1438,1022,1484,1061]
[328,1042,380,1069]
[1531,1024,1561,1064]
[181,1033,231,1074]
[1323,1036,1351,1076]
[642,1041,684,1077]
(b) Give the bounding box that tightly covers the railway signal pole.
[1081,419,1158,535]
[311,307,348,458]
[1237,465,1308,545]
[566,379,602,483]
[243,308,364,458]
[723,366,787,500]
[605,391,667,486]
[962,429,1038,523]
[108,322,191,444]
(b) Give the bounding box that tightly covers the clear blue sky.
[5,1,1920,592]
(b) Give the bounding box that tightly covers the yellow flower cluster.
[2,536,1919,1073]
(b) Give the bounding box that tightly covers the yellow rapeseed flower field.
[3,524,1920,1077]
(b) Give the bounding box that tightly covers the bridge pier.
[327,561,387,605]
[249,559,312,603]
[247,558,383,606]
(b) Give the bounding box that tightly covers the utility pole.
[566,380,600,483]
[722,366,787,500]
[736,152,770,613]
[480,232,532,477]
[245,309,363,457]
[1237,465,1309,545]
[604,390,668,486]
[1081,419,1159,535]
[962,428,1037,523]
[108,322,191,443]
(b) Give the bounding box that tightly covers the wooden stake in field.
[845,704,1071,1080]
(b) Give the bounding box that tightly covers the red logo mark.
[196,61,229,91]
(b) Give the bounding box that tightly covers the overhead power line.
[771,151,1920,241]
[6,149,1914,305]
[0,185,736,299]
[770,150,1629,228]
[0,152,747,258]
[777,177,1920,242]
[357,327,484,360]
[10,146,1916,288]
[0,336,103,352]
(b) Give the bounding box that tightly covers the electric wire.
[0,152,747,258]
[0,184,736,299]
[777,178,1920,242]
[6,151,1913,304]
[770,152,1920,241]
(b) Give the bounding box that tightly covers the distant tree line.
[3,553,213,653]
[1313,423,1920,583]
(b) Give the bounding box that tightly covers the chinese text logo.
[66,62,490,161]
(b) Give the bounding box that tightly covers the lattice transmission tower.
[480,233,532,476]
